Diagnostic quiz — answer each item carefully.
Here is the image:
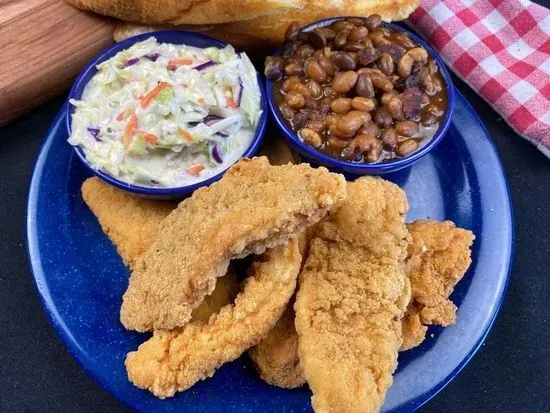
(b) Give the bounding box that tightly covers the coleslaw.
[68,37,262,187]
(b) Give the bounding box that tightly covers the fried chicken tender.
[81,177,240,323]
[295,177,411,413]
[81,177,176,270]
[400,220,475,350]
[125,238,302,397]
[121,157,346,332]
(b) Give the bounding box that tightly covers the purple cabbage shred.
[236,78,244,107]
[211,145,223,163]
[87,127,101,141]
[195,61,217,71]
[144,53,160,62]
[121,57,139,68]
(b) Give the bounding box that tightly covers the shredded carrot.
[167,58,194,70]
[140,82,170,108]
[116,111,126,121]
[186,164,205,176]
[226,96,238,108]
[177,127,193,142]
[197,97,205,105]
[123,114,138,149]
[137,129,158,144]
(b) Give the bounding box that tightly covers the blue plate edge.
[25,90,515,412]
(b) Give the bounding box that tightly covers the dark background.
[1,7,549,413]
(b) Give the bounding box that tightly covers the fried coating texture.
[121,157,346,332]
[81,177,240,323]
[400,220,475,351]
[295,177,410,413]
[81,177,176,270]
[125,238,302,397]
[248,298,303,388]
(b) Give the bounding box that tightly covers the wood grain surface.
[0,0,115,125]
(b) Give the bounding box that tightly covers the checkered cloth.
[409,0,550,158]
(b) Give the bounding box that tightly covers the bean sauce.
[265,16,448,163]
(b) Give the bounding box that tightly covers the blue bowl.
[67,30,267,199]
[265,17,455,176]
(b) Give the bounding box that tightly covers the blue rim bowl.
[66,30,267,199]
[265,17,455,176]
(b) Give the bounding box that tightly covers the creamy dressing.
[68,37,262,187]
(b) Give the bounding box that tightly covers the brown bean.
[323,86,338,99]
[347,17,365,26]
[332,71,358,93]
[289,82,312,98]
[355,74,375,98]
[380,90,398,105]
[332,52,356,70]
[335,111,364,137]
[343,42,365,52]
[318,56,335,76]
[309,28,327,48]
[311,49,325,59]
[361,37,374,48]
[374,106,393,127]
[281,76,301,92]
[320,27,337,40]
[295,44,315,58]
[395,32,416,48]
[358,122,379,138]
[291,111,308,129]
[300,128,323,148]
[344,135,382,162]
[351,97,376,112]
[284,61,303,76]
[370,74,394,92]
[420,93,430,105]
[327,114,339,129]
[308,117,327,133]
[357,48,380,66]
[428,58,439,74]
[333,30,349,49]
[279,103,295,120]
[396,139,419,157]
[378,53,394,76]
[284,21,300,42]
[307,80,323,99]
[330,98,352,114]
[305,60,328,83]
[348,26,369,42]
[328,136,349,149]
[349,110,371,123]
[365,14,382,31]
[281,42,297,58]
[395,120,420,137]
[398,47,429,77]
[357,67,385,76]
[369,31,391,47]
[285,91,305,109]
[332,20,355,32]
[387,96,404,120]
[380,127,398,148]
[264,56,285,80]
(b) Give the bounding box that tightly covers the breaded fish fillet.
[295,177,410,413]
[125,238,302,398]
[248,220,475,388]
[400,220,475,350]
[81,177,240,323]
[121,157,346,332]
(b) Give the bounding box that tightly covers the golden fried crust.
[400,220,474,350]
[121,157,346,332]
[81,177,176,270]
[400,305,427,351]
[112,0,420,48]
[125,239,302,398]
[248,298,304,388]
[66,0,300,25]
[81,177,240,323]
[295,177,410,413]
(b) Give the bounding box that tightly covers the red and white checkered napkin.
[409,0,550,158]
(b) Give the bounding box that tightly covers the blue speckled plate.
[27,90,513,412]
